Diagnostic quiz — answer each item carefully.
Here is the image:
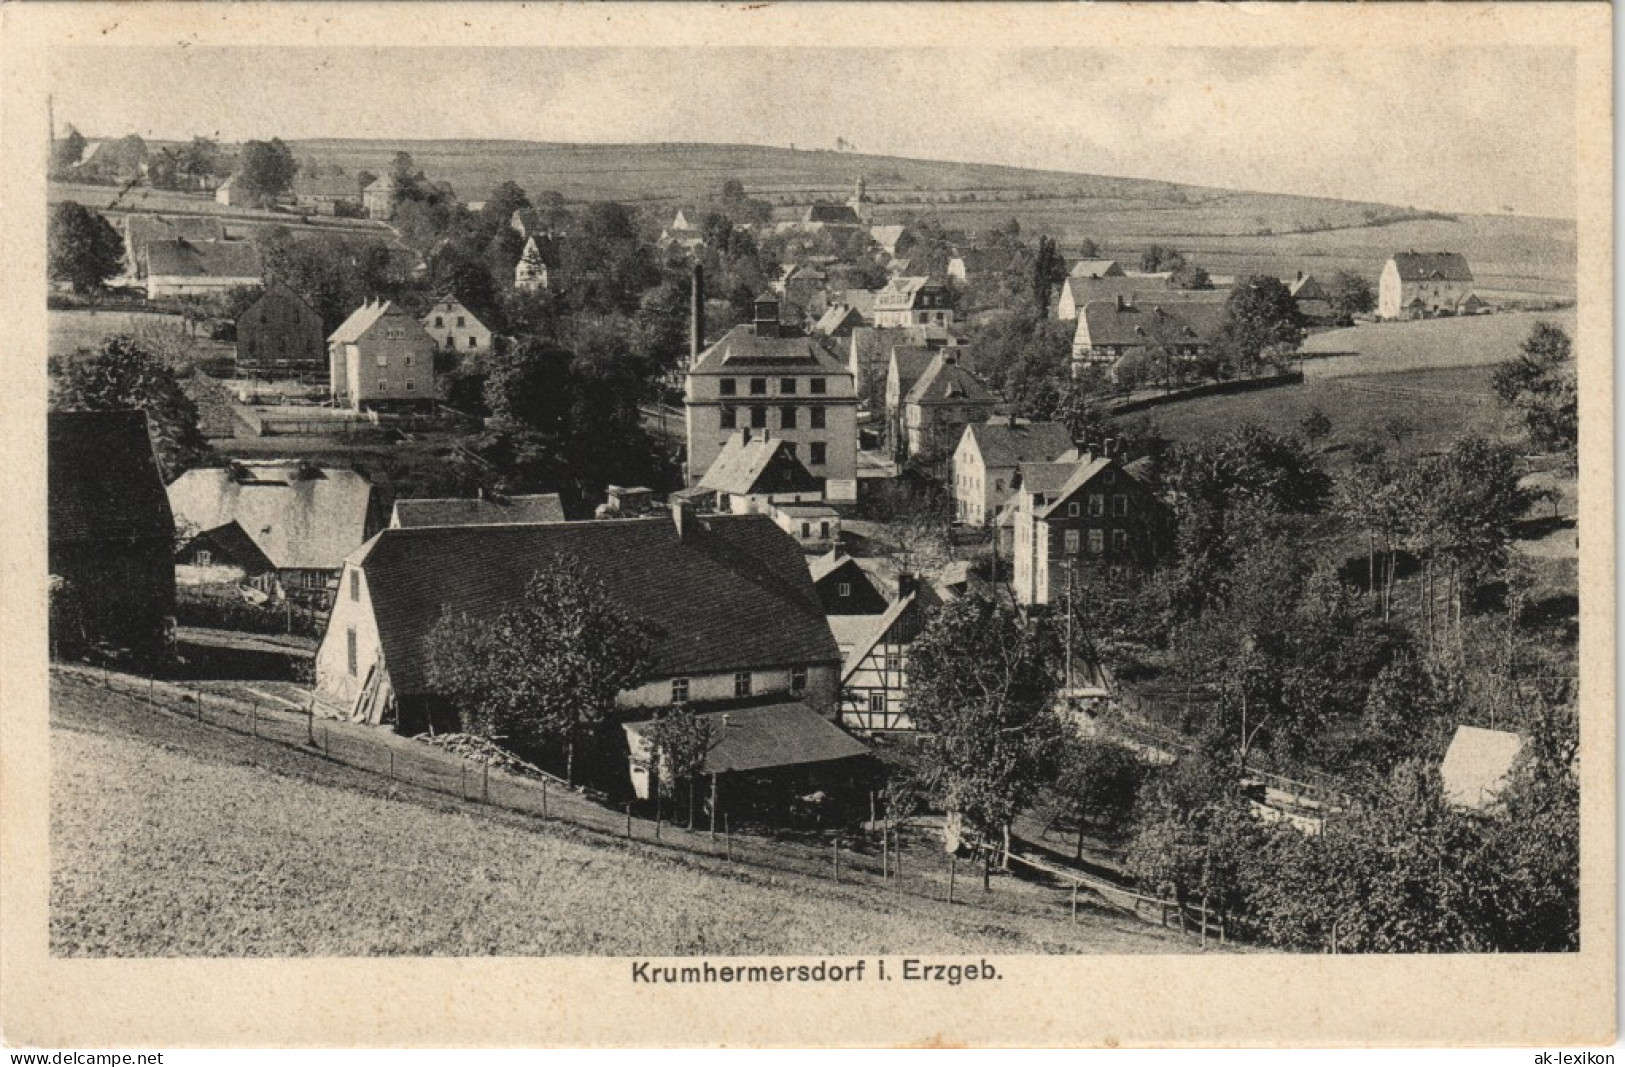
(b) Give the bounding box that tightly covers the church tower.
[847,176,872,223]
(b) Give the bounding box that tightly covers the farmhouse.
[142,237,262,300]
[697,429,825,515]
[236,282,325,377]
[900,349,999,460]
[214,173,250,208]
[952,420,1075,527]
[48,411,176,661]
[421,296,493,358]
[798,201,864,230]
[314,508,843,736]
[833,577,938,734]
[873,276,955,328]
[362,174,398,220]
[849,324,956,402]
[121,215,228,280]
[1009,451,1171,607]
[685,292,859,503]
[1070,295,1227,377]
[1289,271,1334,321]
[390,492,566,528]
[69,133,149,184]
[657,206,706,251]
[292,173,363,216]
[1378,252,1475,320]
[168,463,378,607]
[884,345,938,455]
[327,299,440,412]
[1070,259,1125,280]
[869,224,912,258]
[809,551,890,616]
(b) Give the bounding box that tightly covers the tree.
[1326,271,1376,320]
[1076,237,1101,259]
[1140,244,1186,273]
[48,202,125,293]
[425,559,657,782]
[1219,276,1305,373]
[1298,406,1333,444]
[1053,735,1145,855]
[1492,322,1576,466]
[52,126,87,175]
[1168,263,1213,290]
[905,595,1063,858]
[238,138,297,203]
[1031,234,1067,314]
[53,335,210,479]
[643,707,715,827]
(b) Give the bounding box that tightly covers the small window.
[404,355,413,367]
[781,406,798,429]
[838,582,851,597]
[671,678,689,704]
[1064,530,1080,553]
[810,378,827,394]
[434,316,444,327]
[884,650,901,674]
[995,479,1004,492]
[346,628,358,676]
[1089,529,1105,554]
[720,378,737,396]
[468,336,478,349]
[791,667,807,692]
[1112,495,1128,517]
[196,549,212,566]
[749,378,768,395]
[378,379,388,392]
[456,316,467,327]
[720,406,737,429]
[819,521,830,539]
[1112,529,1128,553]
[810,442,827,466]
[734,671,752,698]
[868,691,886,714]
[750,406,768,429]
[781,378,797,395]
[405,379,415,392]
[349,571,360,602]
[809,407,826,430]
[1089,494,1106,517]
[801,522,812,538]
[1068,502,1080,517]
[376,353,388,367]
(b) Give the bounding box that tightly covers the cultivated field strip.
[51,665,1224,949]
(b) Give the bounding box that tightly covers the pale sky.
[49,46,1577,218]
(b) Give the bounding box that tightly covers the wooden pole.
[307,696,315,745]
[947,853,956,904]
[709,774,718,842]
[388,749,394,779]
[869,791,876,830]
[982,848,991,892]
[832,839,840,883]
[1071,883,1079,923]
[625,802,632,839]
[725,815,732,862]
[482,762,490,804]
[460,762,467,800]
[541,777,548,819]
[322,724,329,755]
[881,831,889,879]
[251,702,258,737]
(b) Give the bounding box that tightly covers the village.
[46,120,1580,957]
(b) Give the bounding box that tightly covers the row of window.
[719,377,828,397]
[441,335,480,349]
[1064,493,1131,518]
[720,406,828,431]
[432,315,469,328]
[374,353,415,368]
[1062,528,1130,554]
[671,667,808,704]
[375,379,416,392]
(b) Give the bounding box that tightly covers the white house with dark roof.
[684,293,859,502]
[314,509,844,736]
[952,420,1076,526]
[421,296,493,358]
[1378,252,1475,320]
[698,430,825,515]
[873,276,955,328]
[328,299,439,412]
[1070,295,1228,377]
[833,575,939,734]
[902,349,999,459]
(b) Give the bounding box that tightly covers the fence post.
[709,774,718,842]
[306,696,315,746]
[625,802,632,839]
[541,777,548,819]
[725,815,732,862]
[388,749,395,780]
[148,676,155,705]
[832,839,840,883]
[947,853,956,904]
[881,831,889,880]
[460,762,467,800]
[251,702,258,738]
[482,762,490,804]
[1071,883,1079,923]
[322,724,329,756]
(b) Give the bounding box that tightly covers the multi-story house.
[327,299,439,412]
[1377,252,1475,320]
[952,420,1075,526]
[901,350,999,459]
[421,296,493,359]
[1010,452,1170,607]
[1070,295,1227,378]
[684,292,859,502]
[313,507,844,738]
[695,429,825,515]
[833,576,938,734]
[873,276,955,328]
[236,282,325,377]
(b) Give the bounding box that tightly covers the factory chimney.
[690,263,705,365]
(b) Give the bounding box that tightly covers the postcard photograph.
[2,1,1613,1049]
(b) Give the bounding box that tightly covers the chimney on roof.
[741,426,752,444]
[1102,437,1116,456]
[754,292,781,339]
[1296,270,1304,282]
[673,497,696,542]
[897,572,918,599]
[690,263,705,364]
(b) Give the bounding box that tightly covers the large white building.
[685,293,859,503]
[1377,252,1475,320]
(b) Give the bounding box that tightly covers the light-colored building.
[514,236,551,292]
[314,510,844,735]
[901,349,999,459]
[421,296,493,358]
[1378,252,1475,320]
[833,577,937,734]
[1439,725,1524,810]
[1070,295,1227,377]
[771,503,841,553]
[697,430,825,515]
[362,174,398,220]
[685,293,860,503]
[1010,452,1170,607]
[952,420,1075,527]
[327,299,439,412]
[214,173,249,208]
[873,276,955,328]
[292,173,363,216]
[884,345,939,455]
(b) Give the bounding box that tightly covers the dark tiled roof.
[1078,299,1228,349]
[689,324,849,376]
[804,203,863,226]
[48,411,174,545]
[625,701,870,775]
[1069,259,1123,279]
[392,494,565,528]
[1390,252,1473,283]
[965,421,1075,469]
[905,353,998,406]
[144,238,261,281]
[357,516,839,697]
[888,346,938,397]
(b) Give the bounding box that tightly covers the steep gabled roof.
[809,550,859,584]
[1035,458,1115,519]
[804,202,863,226]
[813,304,863,336]
[1069,259,1123,279]
[353,515,840,696]
[328,299,422,344]
[1013,460,1079,499]
[1290,273,1330,301]
[905,352,998,406]
[167,464,374,571]
[963,421,1075,469]
[48,411,174,545]
[888,346,938,398]
[1390,252,1473,283]
[293,173,360,199]
[143,238,262,281]
[869,224,909,254]
[625,701,869,775]
[699,433,823,497]
[392,494,565,528]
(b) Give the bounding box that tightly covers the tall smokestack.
[690,263,705,364]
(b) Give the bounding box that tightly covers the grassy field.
[1302,310,1579,378]
[47,308,209,364]
[51,678,1187,957]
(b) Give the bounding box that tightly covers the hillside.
[51,676,1188,957]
